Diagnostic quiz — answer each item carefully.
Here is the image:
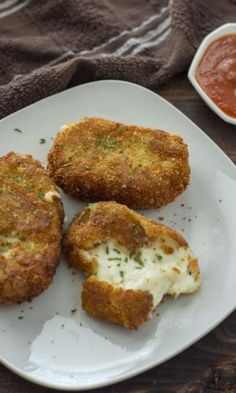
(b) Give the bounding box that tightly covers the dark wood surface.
[1,73,236,393]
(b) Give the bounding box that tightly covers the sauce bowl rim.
[188,23,236,126]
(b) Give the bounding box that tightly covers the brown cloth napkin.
[0,0,235,119]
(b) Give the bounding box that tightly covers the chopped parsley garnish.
[39,138,46,144]
[108,257,121,261]
[14,175,23,183]
[124,257,128,263]
[156,254,163,261]
[113,248,121,254]
[96,137,117,151]
[119,271,124,278]
[25,184,33,192]
[14,128,22,133]
[19,235,27,241]
[134,224,142,236]
[0,243,11,253]
[134,254,144,267]
[105,246,109,254]
[36,191,44,200]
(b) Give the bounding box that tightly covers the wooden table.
[1,73,236,393]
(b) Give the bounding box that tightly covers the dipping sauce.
[196,34,236,118]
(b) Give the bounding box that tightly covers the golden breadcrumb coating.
[48,117,190,209]
[0,152,64,305]
[64,202,200,329]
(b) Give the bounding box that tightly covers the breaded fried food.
[0,152,64,305]
[63,202,200,329]
[48,117,190,209]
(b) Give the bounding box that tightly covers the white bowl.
[188,23,236,125]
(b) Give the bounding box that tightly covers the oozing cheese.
[82,240,200,311]
[44,191,61,202]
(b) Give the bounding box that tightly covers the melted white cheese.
[44,191,61,202]
[82,240,200,311]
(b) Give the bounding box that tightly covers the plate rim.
[0,79,235,390]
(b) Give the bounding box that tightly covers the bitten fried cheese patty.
[0,152,64,305]
[48,117,190,209]
[63,202,201,329]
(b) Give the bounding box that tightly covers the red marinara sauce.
[196,34,236,118]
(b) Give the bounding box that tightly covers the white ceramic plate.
[0,80,236,390]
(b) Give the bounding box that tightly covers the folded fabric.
[0,0,235,119]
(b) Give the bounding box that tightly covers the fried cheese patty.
[0,152,64,305]
[48,117,190,209]
[63,202,201,329]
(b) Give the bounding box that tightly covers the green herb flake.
[113,248,121,254]
[124,257,128,263]
[0,243,11,253]
[19,235,27,241]
[156,254,163,261]
[36,191,45,200]
[25,184,33,192]
[96,137,117,151]
[134,254,144,267]
[14,175,23,183]
[119,271,124,278]
[134,224,142,236]
[39,138,46,144]
[14,128,22,133]
[108,257,121,261]
[105,246,109,254]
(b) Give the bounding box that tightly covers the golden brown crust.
[63,201,188,275]
[63,201,199,329]
[48,117,190,209]
[82,277,153,330]
[0,152,64,305]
